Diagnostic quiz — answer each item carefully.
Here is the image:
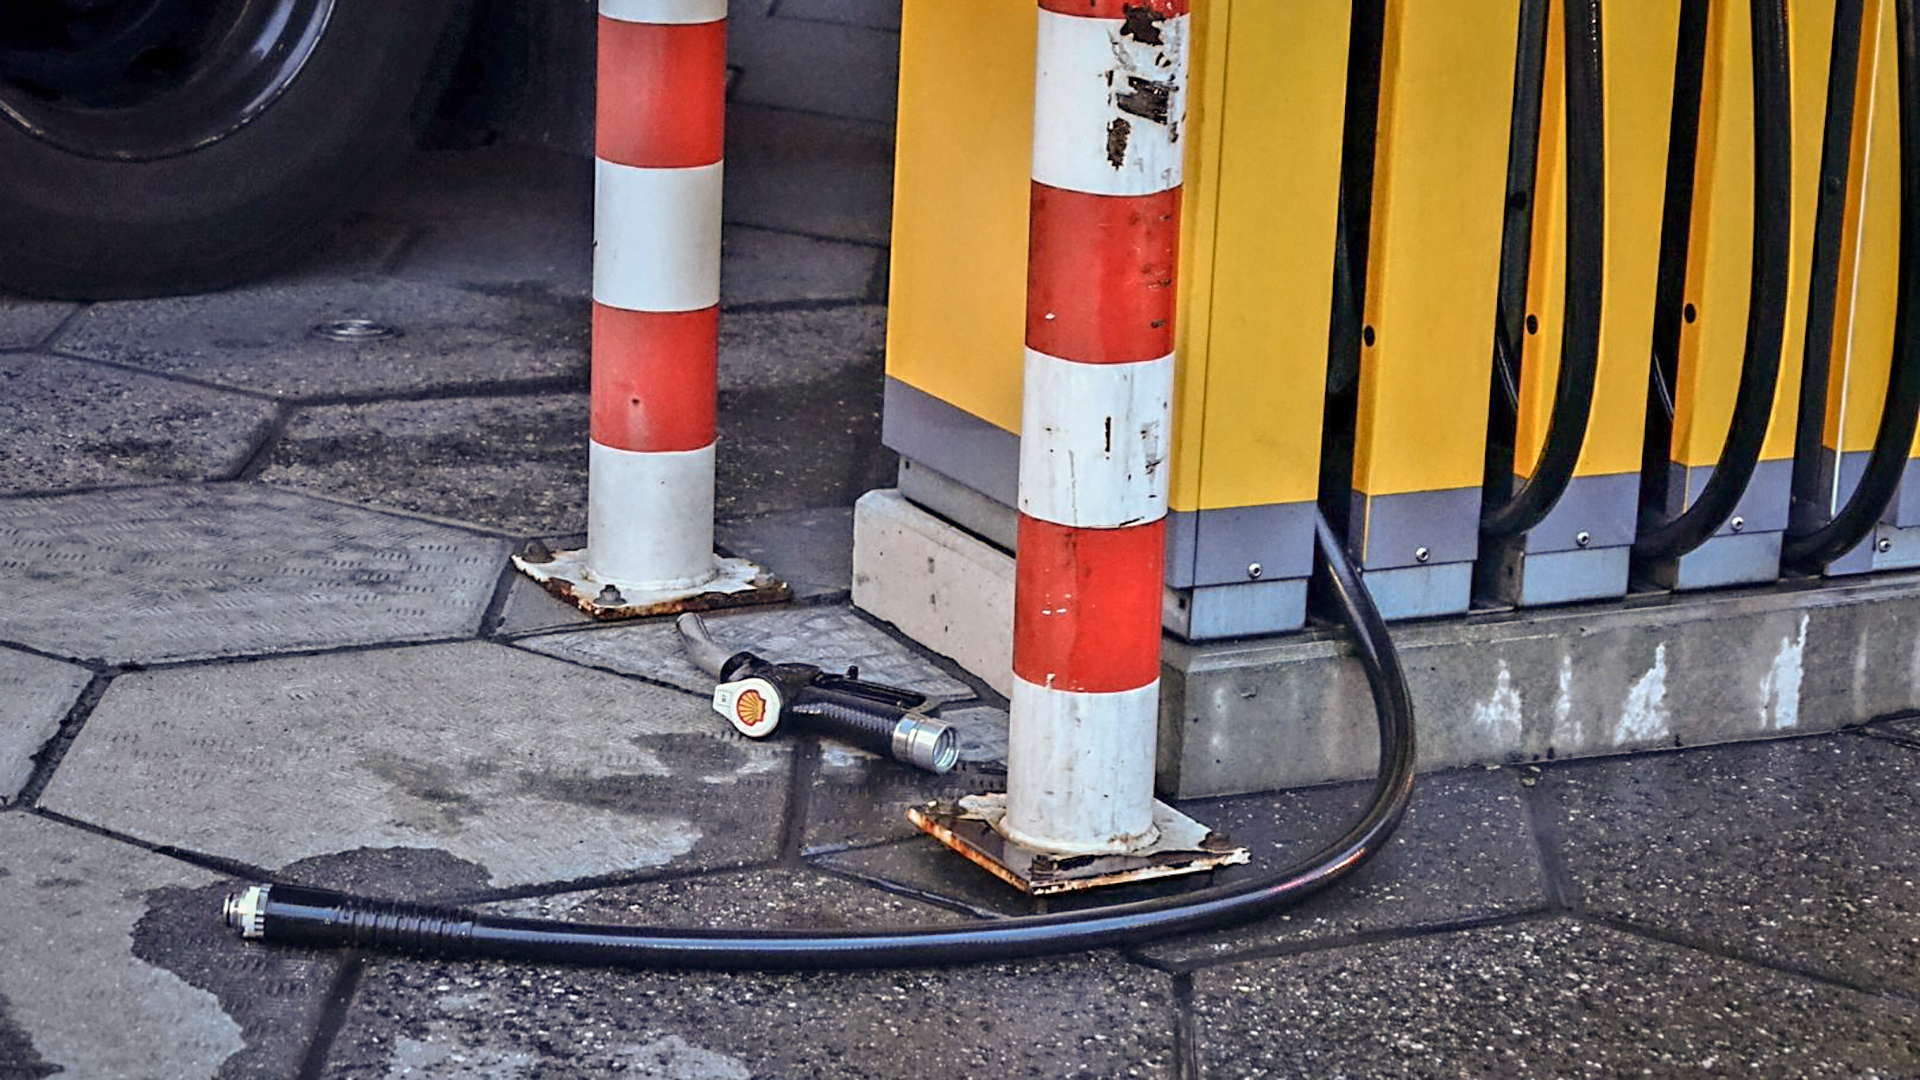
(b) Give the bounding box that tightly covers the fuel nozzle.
[676,613,960,773]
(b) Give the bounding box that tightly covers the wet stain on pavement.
[0,990,59,1080]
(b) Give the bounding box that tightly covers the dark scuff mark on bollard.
[1106,117,1132,167]
[1116,76,1171,125]
[1120,5,1166,45]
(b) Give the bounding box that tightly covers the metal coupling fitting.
[892,713,960,774]
[224,884,271,939]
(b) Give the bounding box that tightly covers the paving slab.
[0,352,277,495]
[1138,768,1548,966]
[259,394,589,538]
[718,353,897,517]
[0,649,89,805]
[723,227,882,306]
[716,505,858,603]
[371,145,593,297]
[0,485,507,664]
[322,870,1171,1080]
[718,304,887,390]
[1536,735,1920,996]
[0,813,336,1080]
[1192,918,1920,1078]
[518,604,974,701]
[777,0,903,31]
[58,277,588,399]
[40,641,791,888]
[803,742,1008,856]
[0,300,75,350]
[726,105,894,246]
[732,8,901,124]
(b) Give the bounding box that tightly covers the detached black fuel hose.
[222,508,1416,971]
[1783,0,1920,568]
[1482,0,1606,539]
[1634,0,1792,561]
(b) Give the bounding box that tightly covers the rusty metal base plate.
[908,794,1249,895]
[513,547,789,620]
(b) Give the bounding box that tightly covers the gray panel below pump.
[1650,531,1784,591]
[1348,487,1482,570]
[1663,458,1792,535]
[1166,503,1316,588]
[1516,472,1640,554]
[1163,579,1308,641]
[881,378,1020,508]
[1484,545,1631,608]
[1358,562,1473,621]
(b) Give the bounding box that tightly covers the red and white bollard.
[912,0,1244,889]
[518,0,780,615]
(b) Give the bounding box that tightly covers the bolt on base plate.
[908,794,1249,895]
[513,546,790,620]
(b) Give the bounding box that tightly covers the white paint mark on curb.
[1553,653,1577,746]
[1759,614,1809,730]
[1471,661,1523,746]
[1616,643,1671,745]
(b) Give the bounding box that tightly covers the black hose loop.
[1482,0,1606,539]
[1784,0,1920,568]
[1634,0,1793,560]
[237,508,1416,971]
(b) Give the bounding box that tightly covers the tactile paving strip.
[0,485,510,664]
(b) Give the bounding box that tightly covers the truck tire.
[0,0,471,300]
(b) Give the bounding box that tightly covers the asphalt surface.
[2,2,1918,1076]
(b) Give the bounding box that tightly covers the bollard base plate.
[513,547,790,620]
[908,795,1249,895]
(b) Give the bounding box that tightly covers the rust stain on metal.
[910,802,1249,896]
[522,569,791,622]
[1105,117,1131,168]
[1115,76,1172,125]
[1119,5,1166,45]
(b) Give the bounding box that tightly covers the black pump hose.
[224,509,1417,971]
[1482,0,1606,539]
[1783,0,1920,568]
[1634,0,1793,561]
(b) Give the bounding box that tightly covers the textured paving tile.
[718,352,896,517]
[802,707,1009,854]
[1139,768,1548,965]
[1537,735,1920,996]
[1191,918,1920,1078]
[259,394,589,537]
[777,0,902,31]
[732,8,900,124]
[519,604,974,701]
[40,642,786,888]
[0,814,336,1080]
[0,300,75,350]
[718,304,887,390]
[715,505,856,602]
[723,227,881,306]
[0,352,277,494]
[372,146,593,297]
[0,648,89,804]
[726,106,894,246]
[58,278,588,399]
[0,485,507,664]
[493,567,597,637]
[324,874,1169,1080]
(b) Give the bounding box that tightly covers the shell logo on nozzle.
[735,689,766,727]
[713,677,781,738]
